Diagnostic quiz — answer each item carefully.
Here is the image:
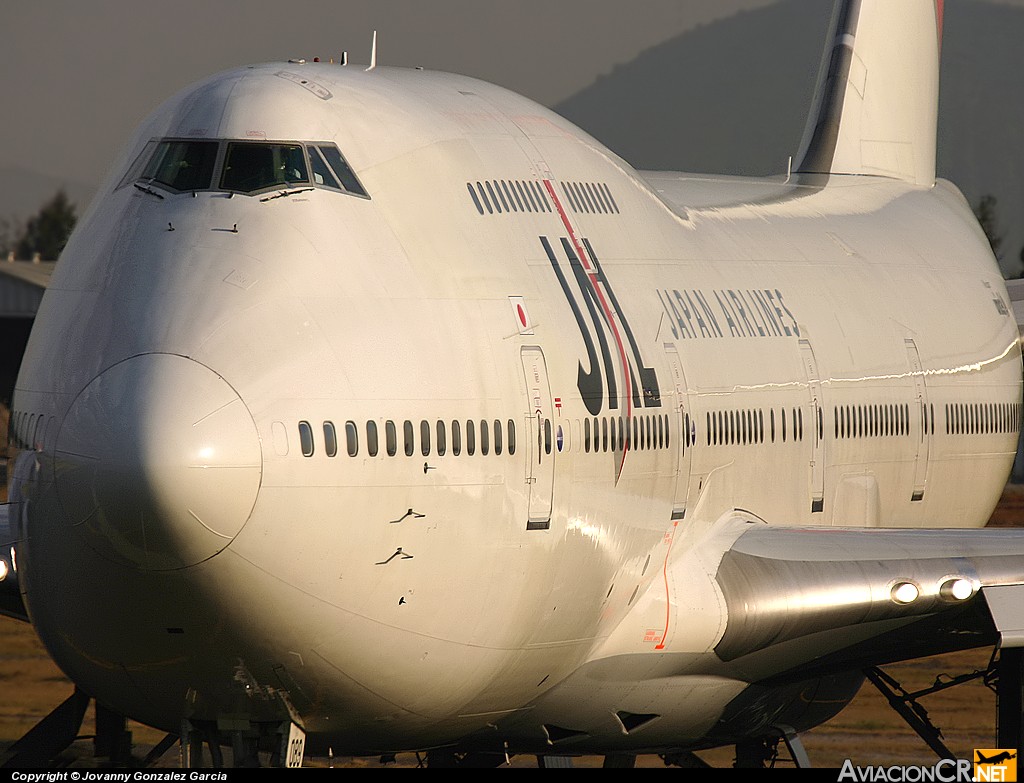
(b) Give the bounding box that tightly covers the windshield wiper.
[260,187,311,201]
[133,183,165,200]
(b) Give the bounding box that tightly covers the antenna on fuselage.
[341,51,348,66]
[366,30,377,71]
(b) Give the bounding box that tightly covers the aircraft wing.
[708,522,1024,683]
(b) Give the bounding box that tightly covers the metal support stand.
[1,687,90,767]
[142,733,179,767]
[779,726,811,768]
[180,720,202,768]
[95,700,132,765]
[864,664,987,761]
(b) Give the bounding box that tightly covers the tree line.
[0,190,77,261]
[973,194,1023,277]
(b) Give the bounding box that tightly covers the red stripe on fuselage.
[655,520,679,650]
[543,180,632,474]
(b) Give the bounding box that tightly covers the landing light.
[0,559,8,582]
[939,577,974,602]
[891,581,920,605]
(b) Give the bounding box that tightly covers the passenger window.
[451,420,462,456]
[367,421,379,457]
[386,420,397,456]
[221,142,309,193]
[298,421,314,457]
[466,420,476,455]
[436,420,446,456]
[480,419,489,456]
[585,417,592,453]
[544,419,552,455]
[493,419,502,455]
[404,420,415,456]
[323,421,338,458]
[142,140,219,191]
[345,421,359,457]
[420,420,431,456]
[507,420,516,455]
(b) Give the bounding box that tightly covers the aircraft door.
[521,346,554,530]
[905,339,931,501]
[664,343,692,520]
[799,339,825,513]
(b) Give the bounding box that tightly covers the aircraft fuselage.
[7,62,1020,755]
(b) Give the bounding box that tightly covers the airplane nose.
[54,354,261,571]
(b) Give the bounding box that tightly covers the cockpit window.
[317,145,368,197]
[141,140,219,191]
[221,143,310,193]
[121,138,370,199]
[308,146,340,189]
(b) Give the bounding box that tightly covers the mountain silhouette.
[556,0,1024,277]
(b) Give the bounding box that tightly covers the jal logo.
[540,235,660,416]
[974,749,1017,782]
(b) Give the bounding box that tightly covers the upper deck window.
[141,140,218,192]
[221,143,310,193]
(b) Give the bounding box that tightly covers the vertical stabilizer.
[794,0,942,186]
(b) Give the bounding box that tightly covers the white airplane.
[2,0,1024,769]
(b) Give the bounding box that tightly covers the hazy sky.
[2,0,1021,192]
